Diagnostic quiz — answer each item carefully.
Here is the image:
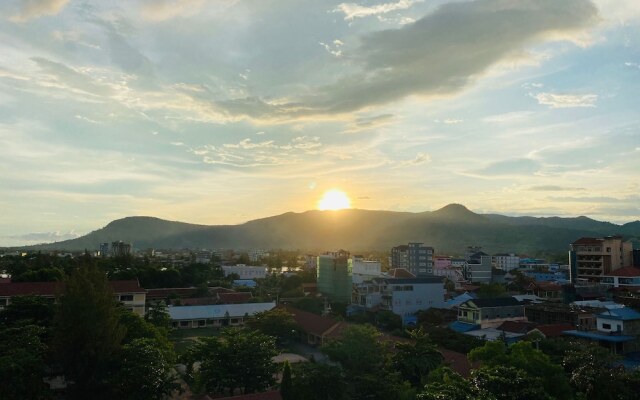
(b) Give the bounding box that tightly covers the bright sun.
[318,189,352,211]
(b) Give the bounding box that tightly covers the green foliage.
[376,310,403,331]
[111,338,180,400]
[145,301,172,332]
[392,328,443,387]
[476,283,507,299]
[53,264,126,399]
[419,367,494,400]
[292,297,324,314]
[245,308,298,342]
[119,308,175,363]
[280,361,293,400]
[471,365,550,400]
[422,326,484,353]
[0,295,54,327]
[290,362,347,400]
[0,325,50,400]
[469,340,572,400]
[184,327,278,396]
[321,324,403,400]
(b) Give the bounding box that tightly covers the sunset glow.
[318,190,351,211]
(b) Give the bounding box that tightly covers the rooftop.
[597,307,640,321]
[0,280,145,297]
[606,267,640,278]
[462,297,522,308]
[167,302,275,320]
[563,330,635,342]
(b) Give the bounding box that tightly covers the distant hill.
[20,204,640,254]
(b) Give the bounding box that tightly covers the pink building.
[434,256,452,270]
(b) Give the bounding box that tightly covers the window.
[198,320,206,327]
[180,321,189,327]
[119,294,134,302]
[602,323,611,329]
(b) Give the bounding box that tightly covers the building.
[99,242,109,257]
[601,267,640,289]
[391,242,434,276]
[569,236,633,283]
[317,250,352,303]
[563,307,640,354]
[434,256,452,270]
[222,265,268,280]
[492,253,519,272]
[168,302,275,329]
[0,280,147,316]
[194,250,212,264]
[525,303,597,331]
[352,277,446,322]
[351,255,382,284]
[526,281,563,302]
[247,249,267,263]
[465,252,492,284]
[283,305,351,346]
[111,241,132,257]
[455,297,525,329]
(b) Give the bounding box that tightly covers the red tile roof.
[218,292,252,304]
[0,280,144,297]
[439,348,476,378]
[528,281,563,291]
[608,267,640,277]
[497,320,537,334]
[572,237,602,245]
[282,305,341,337]
[533,324,575,338]
[387,268,416,278]
[146,287,199,300]
[214,390,282,400]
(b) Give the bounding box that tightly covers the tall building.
[99,242,109,257]
[391,242,434,276]
[492,253,520,272]
[351,255,382,284]
[111,241,132,257]
[569,236,633,283]
[317,250,352,303]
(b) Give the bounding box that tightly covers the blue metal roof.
[168,302,275,320]
[449,320,480,333]
[597,307,640,321]
[562,330,635,342]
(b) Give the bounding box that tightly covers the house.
[168,302,275,329]
[0,280,147,316]
[601,267,640,289]
[563,307,640,354]
[352,277,445,323]
[455,297,525,329]
[525,302,597,331]
[283,305,351,346]
[496,320,537,335]
[526,281,563,302]
[529,324,575,339]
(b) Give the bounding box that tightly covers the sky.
[1,0,639,246]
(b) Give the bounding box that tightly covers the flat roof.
[168,302,275,320]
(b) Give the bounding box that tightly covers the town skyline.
[1,0,639,245]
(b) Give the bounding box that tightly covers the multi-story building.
[569,236,633,283]
[222,265,268,280]
[194,250,212,264]
[111,241,132,257]
[99,242,110,257]
[492,253,520,272]
[600,267,640,289]
[352,277,445,321]
[563,307,640,354]
[317,250,352,303]
[525,303,597,331]
[434,256,452,270]
[465,252,492,284]
[0,280,147,316]
[391,242,434,276]
[351,255,382,284]
[456,297,525,329]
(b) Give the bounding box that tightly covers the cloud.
[345,113,395,132]
[477,158,541,176]
[6,230,79,244]
[483,111,535,124]
[319,40,344,57]
[529,185,586,191]
[333,0,422,21]
[216,0,598,121]
[395,152,430,168]
[10,0,69,22]
[533,92,598,108]
[434,118,463,124]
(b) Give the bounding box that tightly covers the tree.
[185,327,278,396]
[145,301,172,332]
[245,308,298,342]
[280,361,292,400]
[471,365,550,400]
[0,295,54,327]
[476,283,506,299]
[418,367,494,400]
[112,338,180,400]
[392,328,443,387]
[321,324,402,400]
[53,264,125,399]
[469,340,571,399]
[0,325,50,400]
[563,342,627,400]
[290,362,347,400]
[119,308,175,363]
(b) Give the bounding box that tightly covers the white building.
[168,302,276,329]
[351,255,382,284]
[492,253,520,272]
[247,249,267,262]
[352,277,446,320]
[222,264,268,279]
[195,250,212,264]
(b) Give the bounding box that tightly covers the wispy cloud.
[9,0,69,22]
[533,92,598,108]
[333,0,422,21]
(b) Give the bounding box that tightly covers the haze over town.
[1,0,639,247]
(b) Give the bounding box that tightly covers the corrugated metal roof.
[168,302,275,320]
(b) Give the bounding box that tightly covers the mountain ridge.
[12,204,640,254]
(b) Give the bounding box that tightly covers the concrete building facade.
[569,236,633,283]
[317,250,352,303]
